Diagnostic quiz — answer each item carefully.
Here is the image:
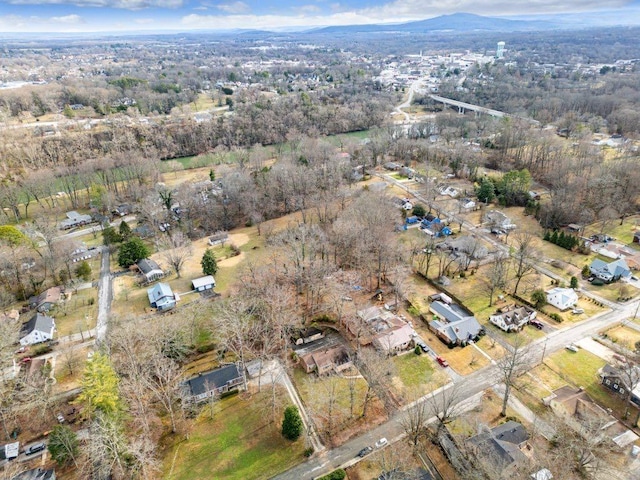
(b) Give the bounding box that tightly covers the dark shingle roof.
[21,313,55,336]
[185,364,241,397]
[137,258,161,274]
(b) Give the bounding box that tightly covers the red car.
[436,356,449,367]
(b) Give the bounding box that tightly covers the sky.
[0,0,638,33]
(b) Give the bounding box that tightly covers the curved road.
[95,246,112,344]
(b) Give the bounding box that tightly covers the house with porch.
[136,258,165,284]
[147,283,176,311]
[589,258,631,282]
[489,305,537,332]
[20,313,56,346]
[428,300,484,347]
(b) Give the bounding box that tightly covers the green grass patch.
[392,352,436,388]
[51,288,98,337]
[543,349,626,413]
[163,390,305,480]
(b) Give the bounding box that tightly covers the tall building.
[496,41,506,59]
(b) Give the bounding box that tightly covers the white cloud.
[50,14,84,23]
[294,5,321,14]
[6,0,184,9]
[216,1,250,14]
[0,13,86,31]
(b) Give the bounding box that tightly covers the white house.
[20,313,56,346]
[489,306,537,332]
[191,275,216,292]
[546,287,578,311]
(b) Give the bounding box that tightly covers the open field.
[162,389,305,480]
[603,325,640,351]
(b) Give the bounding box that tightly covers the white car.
[375,437,388,448]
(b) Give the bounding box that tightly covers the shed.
[191,275,216,292]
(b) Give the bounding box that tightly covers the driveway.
[95,246,112,344]
[575,337,617,363]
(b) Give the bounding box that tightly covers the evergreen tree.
[570,276,579,289]
[102,226,122,245]
[77,352,122,416]
[531,289,547,308]
[201,248,218,276]
[48,425,79,467]
[118,220,132,240]
[476,177,496,204]
[209,169,216,182]
[543,231,550,241]
[550,230,558,244]
[75,261,92,281]
[282,405,303,440]
[117,237,150,268]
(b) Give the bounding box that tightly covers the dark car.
[529,320,544,330]
[357,446,373,457]
[416,341,428,353]
[25,442,46,455]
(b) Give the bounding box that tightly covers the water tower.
[496,41,505,59]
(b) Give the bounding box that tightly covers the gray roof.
[590,258,630,279]
[469,421,529,469]
[430,301,464,323]
[185,364,242,397]
[21,313,55,336]
[147,283,173,304]
[430,316,483,344]
[191,275,216,289]
[137,258,162,275]
[12,468,56,480]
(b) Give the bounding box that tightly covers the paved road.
[393,80,420,122]
[271,301,635,480]
[96,246,112,344]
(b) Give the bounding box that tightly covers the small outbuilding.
[191,275,216,292]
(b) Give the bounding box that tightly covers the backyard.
[162,390,306,480]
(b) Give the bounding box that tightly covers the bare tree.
[400,391,431,446]
[483,253,510,306]
[423,382,464,436]
[496,334,531,417]
[510,232,538,295]
[159,231,193,279]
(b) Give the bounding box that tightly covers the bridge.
[429,94,540,125]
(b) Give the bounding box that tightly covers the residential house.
[59,211,93,230]
[70,246,98,263]
[459,198,476,210]
[113,204,133,217]
[183,364,244,403]
[599,364,640,407]
[384,162,401,171]
[546,287,578,311]
[147,283,176,311]
[372,323,416,354]
[20,313,56,346]
[191,275,216,292]
[299,345,352,374]
[589,258,631,282]
[490,305,537,332]
[29,286,63,312]
[291,327,325,346]
[467,421,530,476]
[439,185,459,198]
[428,301,484,346]
[12,469,56,480]
[136,258,164,284]
[484,210,516,230]
[544,385,639,448]
[133,224,154,239]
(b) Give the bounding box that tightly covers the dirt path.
[218,252,245,267]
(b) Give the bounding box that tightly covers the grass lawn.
[51,288,98,337]
[603,325,640,351]
[438,343,490,376]
[163,390,306,480]
[589,282,627,302]
[391,352,448,400]
[584,216,640,245]
[543,349,627,414]
[451,391,520,436]
[542,297,607,324]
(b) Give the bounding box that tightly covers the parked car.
[571,308,584,315]
[19,357,32,364]
[416,341,428,353]
[56,412,65,424]
[436,356,449,367]
[566,344,579,353]
[25,442,46,456]
[375,438,388,449]
[357,446,373,457]
[529,320,544,330]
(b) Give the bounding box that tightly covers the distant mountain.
[309,13,555,35]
